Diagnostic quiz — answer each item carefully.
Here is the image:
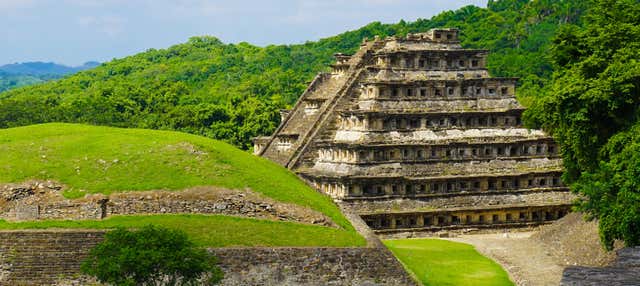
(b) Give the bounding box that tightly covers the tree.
[525,0,640,249]
[81,225,223,286]
[574,127,640,248]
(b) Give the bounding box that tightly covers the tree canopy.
[525,0,640,249]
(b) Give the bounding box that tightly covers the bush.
[81,225,223,286]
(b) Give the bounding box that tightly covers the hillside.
[0,61,100,76]
[0,62,100,92]
[0,71,49,93]
[0,123,364,246]
[0,0,587,150]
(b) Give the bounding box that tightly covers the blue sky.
[0,0,486,66]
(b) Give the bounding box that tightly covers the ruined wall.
[0,230,104,286]
[105,189,334,227]
[0,231,417,286]
[0,182,334,227]
[560,247,640,286]
[211,248,416,286]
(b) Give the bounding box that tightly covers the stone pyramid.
[254,28,573,235]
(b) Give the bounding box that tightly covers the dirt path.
[444,232,565,286]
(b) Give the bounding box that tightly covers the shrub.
[81,225,223,286]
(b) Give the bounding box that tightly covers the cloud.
[77,15,127,37]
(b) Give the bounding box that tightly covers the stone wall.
[211,248,415,286]
[560,247,640,286]
[105,188,334,227]
[0,230,105,286]
[0,182,334,227]
[0,230,417,286]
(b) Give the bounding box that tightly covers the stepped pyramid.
[254,28,573,234]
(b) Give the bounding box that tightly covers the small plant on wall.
[81,225,223,286]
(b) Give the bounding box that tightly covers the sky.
[0,0,486,66]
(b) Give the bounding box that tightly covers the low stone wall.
[560,247,640,286]
[212,248,415,286]
[0,230,417,286]
[0,230,105,286]
[105,189,334,227]
[0,182,334,227]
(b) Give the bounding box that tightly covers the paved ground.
[444,232,565,286]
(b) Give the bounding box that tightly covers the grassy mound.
[0,123,356,233]
[384,239,512,286]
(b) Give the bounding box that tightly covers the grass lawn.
[384,238,513,286]
[0,214,366,247]
[0,123,353,231]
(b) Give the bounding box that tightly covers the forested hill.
[0,62,100,92]
[0,0,587,149]
[0,61,100,76]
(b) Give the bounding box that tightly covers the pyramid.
[254,28,573,234]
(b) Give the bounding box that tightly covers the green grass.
[0,123,353,231]
[0,214,366,247]
[384,239,513,286]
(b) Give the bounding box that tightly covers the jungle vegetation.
[525,0,640,249]
[0,0,587,150]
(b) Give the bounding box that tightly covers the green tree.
[81,225,223,286]
[574,127,640,248]
[525,0,640,249]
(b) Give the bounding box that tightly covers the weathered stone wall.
[4,200,105,221]
[211,248,416,286]
[0,182,334,227]
[0,230,105,286]
[560,247,640,286]
[105,189,334,227]
[0,181,106,221]
[0,230,417,286]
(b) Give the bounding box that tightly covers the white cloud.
[77,15,127,37]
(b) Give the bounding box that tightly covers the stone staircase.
[286,44,375,170]
[259,73,342,166]
[259,41,375,169]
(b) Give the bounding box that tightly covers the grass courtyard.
[384,238,513,286]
